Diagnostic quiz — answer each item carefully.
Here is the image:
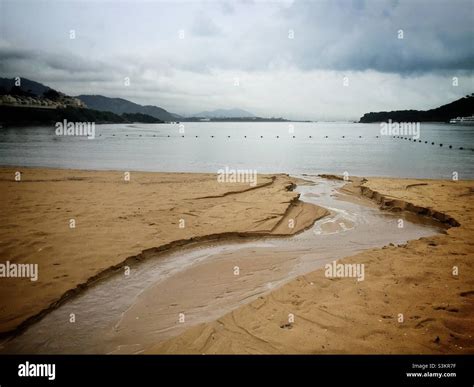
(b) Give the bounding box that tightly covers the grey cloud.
[220,1,235,14]
[3,0,472,75]
[0,46,124,79]
[279,0,474,73]
[0,47,31,61]
[0,0,472,120]
[191,15,222,37]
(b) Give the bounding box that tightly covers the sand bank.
[0,167,327,335]
[148,177,474,354]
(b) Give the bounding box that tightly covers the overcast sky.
[0,0,473,120]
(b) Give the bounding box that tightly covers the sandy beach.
[1,1,473,384]
[0,167,326,335]
[148,177,474,354]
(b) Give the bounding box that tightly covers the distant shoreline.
[359,94,473,123]
[0,105,164,126]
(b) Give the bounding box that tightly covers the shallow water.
[0,176,446,354]
[0,122,473,178]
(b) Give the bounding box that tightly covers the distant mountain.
[0,78,168,125]
[122,112,163,123]
[76,95,177,122]
[0,104,163,126]
[0,105,127,125]
[170,113,184,119]
[0,77,51,96]
[360,94,474,123]
[193,108,255,118]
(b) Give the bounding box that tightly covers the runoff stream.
[0,176,446,354]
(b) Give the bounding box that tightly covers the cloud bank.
[0,0,472,119]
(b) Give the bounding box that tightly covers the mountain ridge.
[76,94,178,122]
[192,108,255,118]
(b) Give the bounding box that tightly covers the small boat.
[449,115,474,125]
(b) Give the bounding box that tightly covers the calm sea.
[1,122,473,179]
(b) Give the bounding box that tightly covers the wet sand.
[1,177,444,354]
[0,167,326,335]
[1,168,473,355]
[149,176,474,354]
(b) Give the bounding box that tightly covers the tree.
[43,89,61,100]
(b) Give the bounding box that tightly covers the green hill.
[360,94,474,123]
[76,95,178,122]
[0,106,163,126]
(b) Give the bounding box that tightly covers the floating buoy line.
[90,133,474,151]
[391,135,472,151]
